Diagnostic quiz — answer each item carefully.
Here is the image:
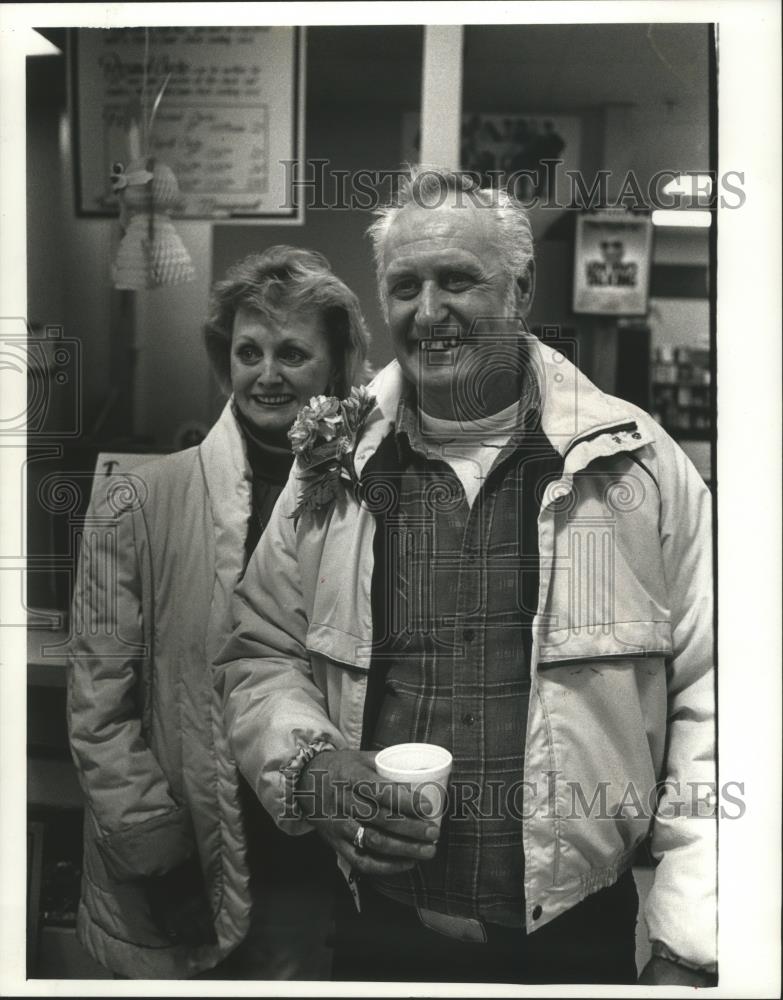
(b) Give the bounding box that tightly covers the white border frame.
[2,3,781,997]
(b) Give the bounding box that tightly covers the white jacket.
[215,337,716,971]
[68,403,254,977]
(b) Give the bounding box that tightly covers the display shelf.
[651,345,713,443]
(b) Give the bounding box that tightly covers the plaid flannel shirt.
[361,389,563,926]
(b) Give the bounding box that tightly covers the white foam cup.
[374,743,453,825]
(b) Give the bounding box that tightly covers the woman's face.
[230,306,335,436]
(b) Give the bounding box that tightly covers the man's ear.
[515,261,536,318]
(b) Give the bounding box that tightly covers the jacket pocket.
[538,618,672,665]
[306,621,371,672]
[95,805,196,881]
[532,620,671,875]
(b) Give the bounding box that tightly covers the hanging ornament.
[111,156,195,290]
[110,37,195,291]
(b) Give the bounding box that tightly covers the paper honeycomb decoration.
[111,158,196,291]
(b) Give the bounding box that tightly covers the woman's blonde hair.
[204,245,372,396]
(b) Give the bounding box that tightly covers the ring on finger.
[352,823,367,853]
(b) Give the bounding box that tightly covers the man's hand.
[295,749,440,876]
[638,955,717,986]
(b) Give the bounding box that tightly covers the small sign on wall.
[573,213,653,315]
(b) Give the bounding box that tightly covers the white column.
[419,25,464,169]
[601,103,635,202]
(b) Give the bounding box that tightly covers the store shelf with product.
[651,346,713,442]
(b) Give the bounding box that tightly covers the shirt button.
[463,628,475,643]
[462,712,476,726]
[532,905,543,920]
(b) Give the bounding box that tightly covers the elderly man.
[215,167,716,985]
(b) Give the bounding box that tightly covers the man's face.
[381,201,532,419]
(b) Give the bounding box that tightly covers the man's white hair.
[367,164,535,316]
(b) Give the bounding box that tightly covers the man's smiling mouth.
[417,337,462,351]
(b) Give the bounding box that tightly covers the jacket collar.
[199,398,253,533]
[196,399,254,662]
[354,335,655,481]
[528,335,655,476]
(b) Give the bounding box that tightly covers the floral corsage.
[288,386,376,523]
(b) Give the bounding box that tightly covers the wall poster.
[573,212,653,315]
[401,111,581,240]
[72,26,304,220]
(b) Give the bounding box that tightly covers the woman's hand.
[144,856,217,946]
[295,749,440,876]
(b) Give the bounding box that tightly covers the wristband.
[280,737,337,821]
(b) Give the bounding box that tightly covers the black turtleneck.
[233,406,295,567]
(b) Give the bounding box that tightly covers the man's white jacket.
[215,335,717,971]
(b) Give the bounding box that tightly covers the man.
[214,167,716,985]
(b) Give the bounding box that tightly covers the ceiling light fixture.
[661,173,713,198]
[651,209,712,228]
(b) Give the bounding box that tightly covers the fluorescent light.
[652,209,712,228]
[25,29,61,57]
[661,174,713,198]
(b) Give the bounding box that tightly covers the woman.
[67,246,371,979]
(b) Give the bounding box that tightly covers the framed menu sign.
[573,213,653,315]
[72,26,304,220]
